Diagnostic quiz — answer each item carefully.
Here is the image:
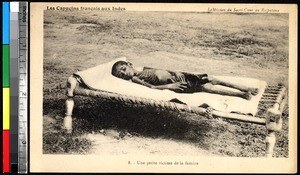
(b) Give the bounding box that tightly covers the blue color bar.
[3,2,10,44]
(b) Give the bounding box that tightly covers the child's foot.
[241,92,252,100]
[242,88,259,96]
[249,88,259,96]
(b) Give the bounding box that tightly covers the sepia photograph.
[30,3,297,173]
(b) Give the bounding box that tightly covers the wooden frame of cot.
[63,76,288,157]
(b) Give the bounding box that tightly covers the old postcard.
[30,3,297,173]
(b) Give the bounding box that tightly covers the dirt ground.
[43,11,289,157]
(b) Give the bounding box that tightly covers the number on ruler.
[20,92,27,97]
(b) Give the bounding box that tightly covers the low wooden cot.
[63,74,287,157]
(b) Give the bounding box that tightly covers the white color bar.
[10,2,19,12]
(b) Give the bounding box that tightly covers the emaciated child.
[111,61,259,100]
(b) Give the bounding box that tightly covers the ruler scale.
[18,2,28,173]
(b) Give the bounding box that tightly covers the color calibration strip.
[3,2,28,173]
[3,2,11,173]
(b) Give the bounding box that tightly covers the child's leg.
[208,76,259,95]
[202,83,252,100]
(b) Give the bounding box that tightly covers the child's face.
[116,64,135,80]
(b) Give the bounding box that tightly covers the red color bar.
[3,130,10,173]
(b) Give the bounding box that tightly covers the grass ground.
[43,11,289,157]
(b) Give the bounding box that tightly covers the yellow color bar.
[3,88,10,130]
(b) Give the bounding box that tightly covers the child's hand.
[205,107,214,118]
[167,82,187,92]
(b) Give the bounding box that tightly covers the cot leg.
[63,76,77,133]
[265,103,283,157]
[266,130,276,157]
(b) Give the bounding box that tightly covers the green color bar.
[3,45,10,87]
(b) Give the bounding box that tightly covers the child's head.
[111,61,135,80]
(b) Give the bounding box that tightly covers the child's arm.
[132,76,187,92]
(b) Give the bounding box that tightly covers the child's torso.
[135,67,209,93]
[136,68,185,85]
